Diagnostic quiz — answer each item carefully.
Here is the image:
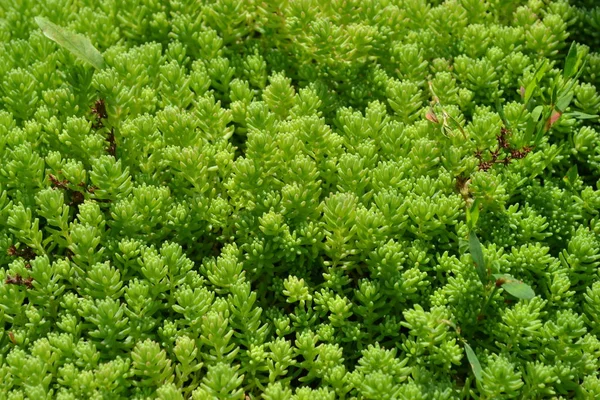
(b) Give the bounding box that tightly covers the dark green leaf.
[563,42,578,79]
[466,200,480,231]
[496,98,511,130]
[572,58,587,83]
[464,342,483,381]
[523,115,536,144]
[550,81,559,106]
[35,16,104,70]
[533,108,552,145]
[469,231,487,285]
[564,165,578,186]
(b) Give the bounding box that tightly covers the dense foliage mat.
[1,0,600,398]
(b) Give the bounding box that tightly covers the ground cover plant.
[1,0,600,398]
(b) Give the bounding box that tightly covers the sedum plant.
[1,0,600,398]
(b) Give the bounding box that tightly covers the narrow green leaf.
[466,200,480,231]
[495,98,511,130]
[524,60,549,105]
[464,342,483,381]
[565,165,578,186]
[563,42,578,79]
[523,115,536,144]
[469,231,487,285]
[564,111,599,120]
[572,58,587,83]
[533,108,552,145]
[550,81,559,106]
[35,16,104,70]
[561,78,579,98]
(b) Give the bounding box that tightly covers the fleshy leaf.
[35,16,105,70]
[464,342,482,381]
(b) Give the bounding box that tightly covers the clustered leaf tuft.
[1,1,600,398]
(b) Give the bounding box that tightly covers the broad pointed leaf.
[531,105,544,122]
[564,165,578,186]
[466,200,480,231]
[35,17,105,70]
[556,92,573,113]
[492,274,535,300]
[502,281,535,299]
[464,342,482,381]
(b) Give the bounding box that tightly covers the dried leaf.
[426,108,439,124]
[545,111,562,131]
